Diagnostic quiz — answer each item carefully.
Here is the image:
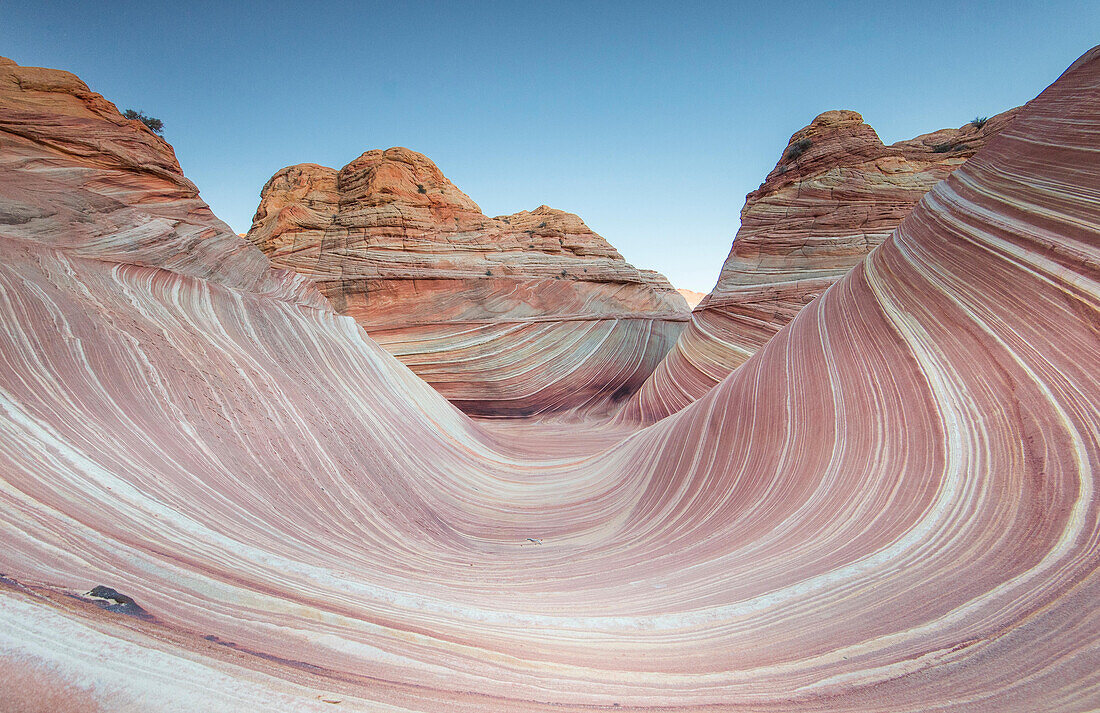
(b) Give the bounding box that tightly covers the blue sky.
[4,1,1098,292]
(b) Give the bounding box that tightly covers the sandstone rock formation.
[622,105,1018,421]
[2,50,1099,712]
[0,57,324,310]
[246,148,689,416]
[676,288,706,308]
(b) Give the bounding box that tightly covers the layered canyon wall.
[623,106,1018,421]
[1,51,1099,712]
[247,149,689,416]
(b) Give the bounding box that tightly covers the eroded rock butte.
[246,148,689,416]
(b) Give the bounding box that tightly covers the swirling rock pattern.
[0,57,325,310]
[1,49,1099,712]
[246,149,689,416]
[623,106,1018,421]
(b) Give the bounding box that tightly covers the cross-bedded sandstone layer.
[246,148,689,416]
[1,50,1099,712]
[0,57,325,310]
[622,105,1018,422]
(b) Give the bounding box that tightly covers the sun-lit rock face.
[0,56,325,309]
[676,288,706,308]
[2,49,1100,712]
[247,148,689,416]
[622,105,1019,422]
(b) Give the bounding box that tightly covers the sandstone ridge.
[248,146,689,416]
[622,104,1019,421]
[0,56,324,308]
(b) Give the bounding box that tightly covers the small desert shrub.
[784,137,812,162]
[123,109,164,134]
[417,183,427,194]
[971,115,989,129]
[933,141,973,153]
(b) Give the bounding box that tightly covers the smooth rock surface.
[622,106,1018,421]
[0,56,325,310]
[246,148,689,416]
[676,288,706,308]
[1,50,1099,712]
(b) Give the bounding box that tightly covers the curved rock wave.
[0,49,1098,712]
[622,105,1019,422]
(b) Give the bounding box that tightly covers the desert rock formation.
[0,57,324,310]
[1,50,1099,712]
[246,148,689,416]
[676,288,706,308]
[623,106,1018,421]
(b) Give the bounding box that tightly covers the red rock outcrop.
[676,288,706,308]
[1,50,1099,712]
[0,57,324,309]
[246,148,689,416]
[623,106,1018,421]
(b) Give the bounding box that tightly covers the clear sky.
[4,1,1098,292]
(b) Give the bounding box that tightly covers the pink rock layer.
[622,105,1018,422]
[1,50,1099,712]
[0,57,325,310]
[676,288,707,309]
[246,149,689,416]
